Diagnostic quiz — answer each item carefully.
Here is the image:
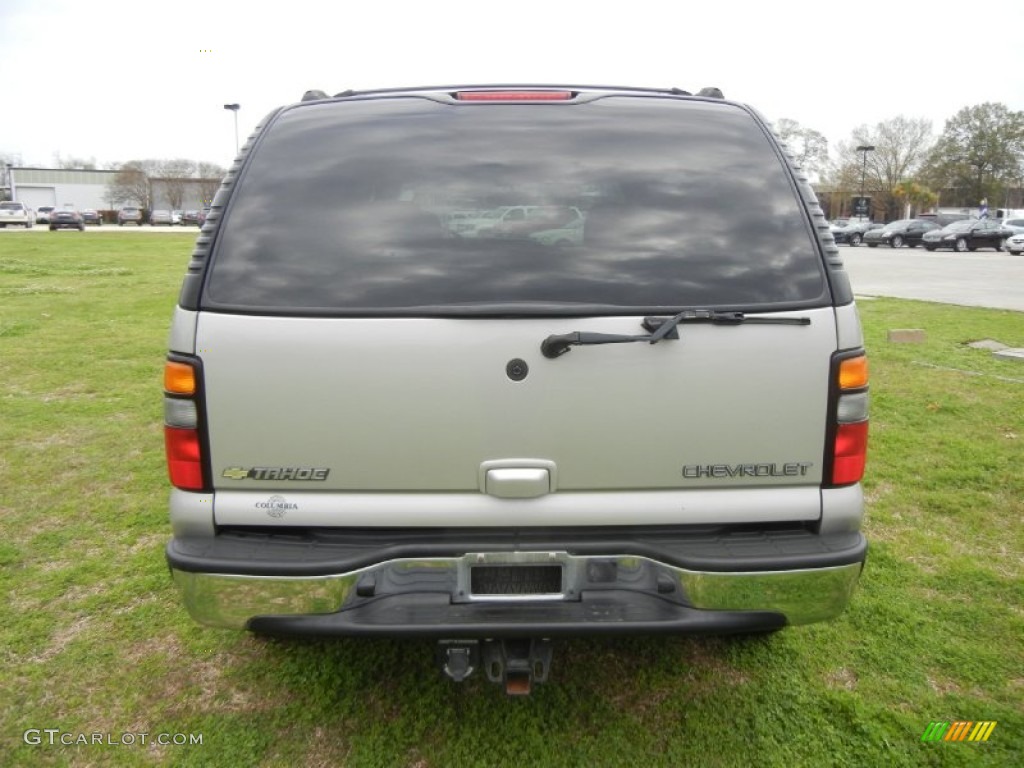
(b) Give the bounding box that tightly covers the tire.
[891,235,904,248]
[867,243,877,248]
[955,238,968,253]
[925,246,936,251]
[849,233,862,246]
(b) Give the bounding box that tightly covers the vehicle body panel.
[164,85,868,640]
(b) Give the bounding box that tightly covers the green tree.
[919,103,1024,209]
[891,180,939,218]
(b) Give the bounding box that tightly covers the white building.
[8,167,221,213]
[8,167,120,211]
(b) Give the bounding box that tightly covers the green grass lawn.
[1,233,1021,767]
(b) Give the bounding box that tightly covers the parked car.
[916,212,970,228]
[150,209,173,226]
[862,218,940,248]
[35,205,55,224]
[530,212,586,247]
[81,209,102,226]
[118,206,143,226]
[1005,232,1024,255]
[453,205,568,238]
[921,218,1014,252]
[181,210,201,226]
[492,206,584,239]
[49,208,85,231]
[0,201,35,228]
[997,217,1024,234]
[171,210,183,225]
[163,84,870,692]
[831,219,882,246]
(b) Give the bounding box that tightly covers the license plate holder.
[470,564,563,597]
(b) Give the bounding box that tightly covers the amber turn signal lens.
[838,356,868,390]
[164,361,196,395]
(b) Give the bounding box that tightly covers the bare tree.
[107,160,160,208]
[157,158,197,211]
[52,152,97,169]
[774,118,829,179]
[833,117,934,219]
[1,152,23,200]
[196,161,227,206]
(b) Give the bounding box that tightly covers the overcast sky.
[3,0,1023,169]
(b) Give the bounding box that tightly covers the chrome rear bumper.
[170,547,864,634]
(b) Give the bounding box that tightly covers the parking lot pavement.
[840,246,1024,312]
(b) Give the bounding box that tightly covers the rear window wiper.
[540,309,810,359]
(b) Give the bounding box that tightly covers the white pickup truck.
[0,201,35,228]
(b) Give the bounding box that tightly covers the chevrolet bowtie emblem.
[222,467,251,480]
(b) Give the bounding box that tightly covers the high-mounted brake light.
[829,353,869,486]
[456,91,572,101]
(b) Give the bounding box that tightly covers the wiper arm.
[540,330,652,358]
[540,310,810,359]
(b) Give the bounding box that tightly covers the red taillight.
[164,357,205,490]
[165,426,204,490]
[829,353,869,486]
[456,90,572,101]
[832,421,868,486]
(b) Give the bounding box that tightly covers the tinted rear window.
[204,96,827,314]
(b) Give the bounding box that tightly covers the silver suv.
[164,86,869,690]
[118,206,143,226]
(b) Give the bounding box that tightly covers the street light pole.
[223,103,241,155]
[856,144,875,220]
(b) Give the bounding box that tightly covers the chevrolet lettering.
[682,462,814,479]
[163,84,870,692]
